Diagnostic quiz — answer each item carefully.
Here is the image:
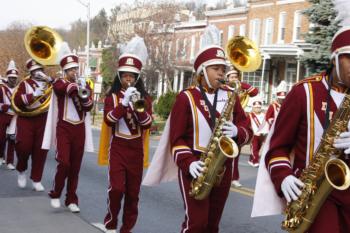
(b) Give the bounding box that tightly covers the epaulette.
[293,75,323,87]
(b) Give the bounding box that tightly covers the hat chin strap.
[117,71,140,85]
[202,65,213,89]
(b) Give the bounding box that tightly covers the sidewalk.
[0,168,101,233]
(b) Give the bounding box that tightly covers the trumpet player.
[0,60,18,170]
[100,37,152,233]
[47,53,93,213]
[13,59,52,191]
[168,26,252,233]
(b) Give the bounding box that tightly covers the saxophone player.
[13,59,52,191]
[169,26,252,233]
[254,27,350,232]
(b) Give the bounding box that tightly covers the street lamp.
[77,0,90,77]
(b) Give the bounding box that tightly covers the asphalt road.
[0,129,285,233]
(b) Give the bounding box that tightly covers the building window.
[175,39,180,59]
[168,41,172,61]
[190,35,196,60]
[293,11,302,41]
[239,24,246,36]
[278,12,287,43]
[182,38,187,60]
[250,19,261,45]
[264,18,274,45]
[228,25,235,39]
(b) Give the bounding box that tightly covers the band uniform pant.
[178,162,232,233]
[48,121,85,206]
[15,113,48,182]
[232,152,240,181]
[309,188,350,233]
[104,141,144,232]
[0,113,11,162]
[249,135,265,164]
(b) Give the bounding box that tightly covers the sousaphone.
[11,26,63,116]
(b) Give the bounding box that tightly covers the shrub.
[154,91,177,119]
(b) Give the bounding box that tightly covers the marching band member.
[248,98,265,167]
[226,67,258,187]
[99,36,152,233]
[264,80,287,129]
[226,67,259,98]
[143,25,252,233]
[45,49,94,213]
[0,60,18,169]
[252,27,350,232]
[13,59,52,191]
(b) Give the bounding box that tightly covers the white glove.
[33,87,44,97]
[34,71,52,82]
[334,121,350,154]
[78,78,86,88]
[189,161,205,179]
[281,175,304,203]
[222,121,238,138]
[122,87,137,107]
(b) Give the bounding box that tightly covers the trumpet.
[75,75,91,99]
[128,82,146,113]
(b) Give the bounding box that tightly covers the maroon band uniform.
[248,110,265,165]
[170,86,252,233]
[232,82,258,181]
[0,83,15,165]
[103,91,152,232]
[48,78,93,206]
[13,76,49,183]
[265,74,350,232]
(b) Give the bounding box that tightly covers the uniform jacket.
[104,89,152,149]
[170,86,253,175]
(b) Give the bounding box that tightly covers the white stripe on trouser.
[179,170,190,233]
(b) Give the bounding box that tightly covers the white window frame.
[228,25,235,39]
[264,18,274,45]
[190,35,196,61]
[278,12,287,44]
[239,24,246,36]
[292,10,302,42]
[182,38,187,60]
[250,19,261,45]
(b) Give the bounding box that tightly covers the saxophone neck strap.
[199,84,218,129]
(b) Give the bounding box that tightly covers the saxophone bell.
[325,158,350,190]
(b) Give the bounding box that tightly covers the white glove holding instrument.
[78,77,87,88]
[34,70,53,82]
[122,87,137,107]
[222,121,238,138]
[281,175,305,203]
[333,121,350,154]
[33,86,44,97]
[189,161,205,179]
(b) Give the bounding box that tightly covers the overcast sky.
[0,0,218,30]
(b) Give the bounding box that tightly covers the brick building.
[158,0,312,104]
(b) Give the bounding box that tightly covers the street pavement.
[0,129,285,233]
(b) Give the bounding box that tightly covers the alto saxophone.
[189,88,239,200]
[282,93,350,233]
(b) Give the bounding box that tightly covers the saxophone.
[189,89,239,200]
[282,93,350,233]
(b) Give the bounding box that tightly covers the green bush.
[154,92,177,119]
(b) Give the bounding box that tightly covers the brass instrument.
[226,36,262,72]
[226,36,262,108]
[282,93,350,233]
[189,36,262,200]
[189,90,239,200]
[128,83,146,113]
[11,26,63,117]
[76,75,91,99]
[229,79,249,108]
